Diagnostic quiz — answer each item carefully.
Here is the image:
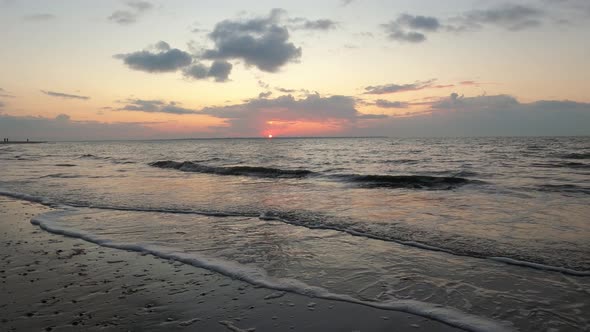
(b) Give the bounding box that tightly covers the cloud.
[364,80,436,94]
[0,88,15,98]
[41,90,90,100]
[117,99,197,114]
[350,93,590,137]
[115,42,193,73]
[375,100,409,108]
[541,0,590,23]
[459,80,482,86]
[383,5,547,43]
[275,87,297,93]
[126,0,153,12]
[258,91,272,98]
[23,14,55,21]
[397,14,441,31]
[0,113,158,141]
[257,80,270,89]
[183,60,233,82]
[451,4,544,31]
[340,0,355,6]
[202,9,302,72]
[108,1,153,25]
[546,0,590,13]
[116,41,234,82]
[290,18,338,31]
[0,101,5,108]
[200,93,366,136]
[382,14,441,42]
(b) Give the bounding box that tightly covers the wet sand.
[0,197,460,332]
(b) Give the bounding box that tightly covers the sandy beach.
[0,196,460,332]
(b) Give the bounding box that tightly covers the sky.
[0,0,589,140]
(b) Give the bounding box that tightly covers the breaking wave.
[336,174,474,189]
[149,160,474,189]
[149,160,314,178]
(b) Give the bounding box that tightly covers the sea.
[0,137,589,331]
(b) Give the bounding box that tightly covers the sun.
[268,134,273,138]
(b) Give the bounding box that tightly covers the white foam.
[2,188,588,277]
[260,212,590,277]
[31,208,512,332]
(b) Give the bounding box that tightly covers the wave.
[149,160,314,178]
[40,173,126,179]
[30,208,511,332]
[537,184,590,195]
[150,160,475,189]
[1,188,588,276]
[80,154,103,159]
[531,161,590,170]
[335,174,474,190]
[80,154,136,165]
[559,152,590,160]
[258,210,590,276]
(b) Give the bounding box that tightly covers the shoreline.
[0,141,47,145]
[0,196,461,331]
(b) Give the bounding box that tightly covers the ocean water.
[1,137,589,331]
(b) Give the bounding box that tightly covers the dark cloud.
[383,4,547,43]
[116,41,234,82]
[452,4,544,31]
[41,90,90,100]
[397,14,441,31]
[117,99,197,114]
[0,101,5,108]
[108,11,137,25]
[364,80,436,95]
[340,0,355,6]
[202,9,302,73]
[108,1,153,25]
[258,91,272,98]
[115,43,193,73]
[375,100,409,108]
[291,18,338,31]
[0,113,158,141]
[382,14,441,42]
[183,60,233,82]
[23,14,55,21]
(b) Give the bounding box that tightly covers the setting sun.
[268,134,273,138]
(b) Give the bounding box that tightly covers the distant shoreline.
[0,141,47,144]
